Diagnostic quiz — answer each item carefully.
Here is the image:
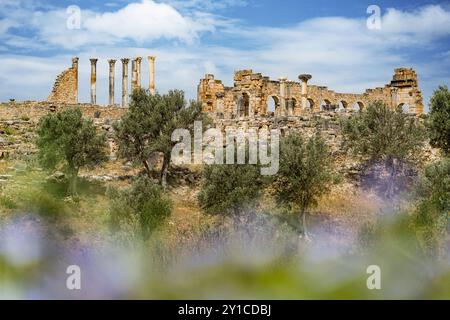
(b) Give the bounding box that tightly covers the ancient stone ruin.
[198,68,424,119]
[48,56,157,107]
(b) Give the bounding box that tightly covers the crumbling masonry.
[198,68,424,118]
[48,57,79,104]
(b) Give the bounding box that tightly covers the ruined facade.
[48,57,79,104]
[198,68,424,118]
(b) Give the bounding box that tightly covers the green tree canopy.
[342,101,426,198]
[198,163,262,219]
[414,158,450,258]
[271,133,333,239]
[428,85,450,155]
[113,89,210,187]
[36,107,108,194]
[108,175,172,241]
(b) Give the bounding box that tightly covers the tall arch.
[267,95,279,116]
[338,100,348,112]
[237,92,250,118]
[289,98,297,116]
[352,101,365,111]
[306,98,315,111]
[320,99,332,111]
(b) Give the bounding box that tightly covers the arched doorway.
[352,101,364,111]
[306,98,315,111]
[289,98,297,116]
[338,100,348,112]
[267,95,279,116]
[320,99,332,111]
[398,103,410,113]
[237,93,250,118]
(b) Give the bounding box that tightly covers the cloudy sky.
[0,0,449,110]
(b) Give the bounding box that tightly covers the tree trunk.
[143,160,152,179]
[299,208,311,242]
[385,158,397,199]
[68,168,79,196]
[160,155,169,189]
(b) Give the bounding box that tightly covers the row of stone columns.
[89,56,156,107]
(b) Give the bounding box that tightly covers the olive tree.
[271,133,334,240]
[36,107,108,194]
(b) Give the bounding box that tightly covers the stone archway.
[237,92,251,118]
[352,101,365,111]
[338,100,348,112]
[267,95,279,116]
[289,98,297,116]
[320,99,332,111]
[306,98,315,111]
[398,103,410,113]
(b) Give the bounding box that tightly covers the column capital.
[148,56,156,61]
[108,59,117,65]
[90,58,98,64]
[121,58,130,64]
[135,56,143,62]
[278,77,288,82]
[298,74,312,82]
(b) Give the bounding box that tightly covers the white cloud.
[0,3,449,112]
[381,5,450,39]
[83,0,212,44]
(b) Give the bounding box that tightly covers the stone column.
[121,58,130,107]
[72,57,79,103]
[131,59,137,92]
[90,58,98,105]
[279,77,287,117]
[136,57,142,88]
[299,74,312,110]
[148,56,156,94]
[108,59,116,106]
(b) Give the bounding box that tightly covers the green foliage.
[413,159,450,257]
[198,163,262,217]
[0,195,17,209]
[428,86,450,154]
[271,133,333,237]
[108,175,172,240]
[3,126,16,135]
[35,108,108,194]
[113,89,210,187]
[342,101,426,197]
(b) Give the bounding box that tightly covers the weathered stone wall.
[0,101,126,159]
[48,58,79,104]
[198,68,424,119]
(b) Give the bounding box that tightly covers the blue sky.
[1,0,450,110]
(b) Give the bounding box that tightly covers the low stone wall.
[0,101,127,159]
[0,101,434,181]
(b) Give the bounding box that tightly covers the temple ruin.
[198,68,424,118]
[48,56,157,107]
[47,57,424,117]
